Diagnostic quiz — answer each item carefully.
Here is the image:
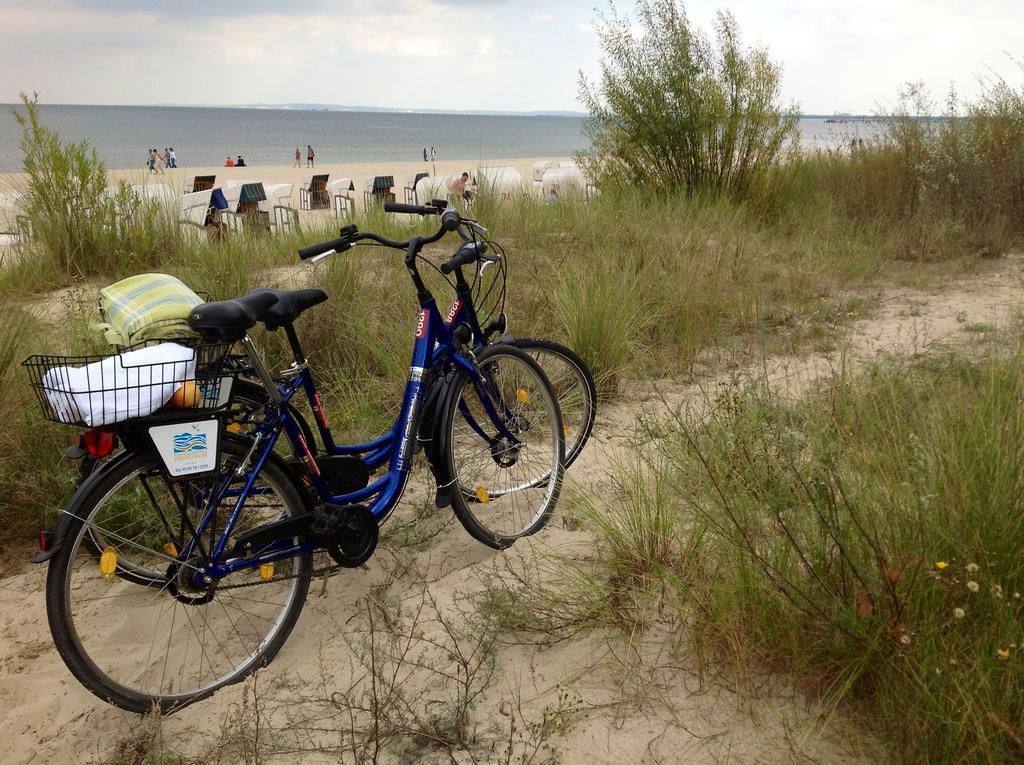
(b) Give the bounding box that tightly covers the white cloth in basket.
[42,343,197,426]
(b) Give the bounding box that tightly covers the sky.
[1,0,1022,114]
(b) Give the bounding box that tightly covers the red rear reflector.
[83,429,116,458]
[39,531,52,551]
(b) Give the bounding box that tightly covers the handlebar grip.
[440,208,461,232]
[384,202,437,215]
[440,242,488,275]
[298,237,351,260]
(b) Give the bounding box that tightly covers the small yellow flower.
[966,563,979,574]
[997,649,1010,660]
[935,561,949,570]
[992,585,1003,599]
[967,580,980,592]
[900,633,912,646]
[954,608,966,619]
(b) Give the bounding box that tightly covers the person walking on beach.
[168,147,177,168]
[154,148,165,174]
[147,148,156,173]
[294,147,301,167]
[423,146,428,162]
[430,146,436,161]
[307,145,315,168]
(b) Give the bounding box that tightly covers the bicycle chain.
[213,561,344,592]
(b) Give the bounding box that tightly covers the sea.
[0,104,879,173]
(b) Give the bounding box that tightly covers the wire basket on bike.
[23,341,236,427]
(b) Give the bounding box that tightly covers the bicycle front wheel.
[442,345,565,549]
[45,438,312,713]
[508,338,596,468]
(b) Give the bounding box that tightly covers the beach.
[0,155,576,228]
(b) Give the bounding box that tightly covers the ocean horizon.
[0,104,879,173]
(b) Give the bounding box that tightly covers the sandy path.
[1,258,1021,764]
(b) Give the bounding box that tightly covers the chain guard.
[311,503,378,568]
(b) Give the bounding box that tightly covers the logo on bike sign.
[414,309,428,338]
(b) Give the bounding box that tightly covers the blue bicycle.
[31,201,565,712]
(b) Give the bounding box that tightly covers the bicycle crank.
[310,503,378,568]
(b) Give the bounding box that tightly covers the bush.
[577,0,799,202]
[660,349,1024,763]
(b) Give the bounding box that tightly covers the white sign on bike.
[199,376,234,409]
[149,419,221,477]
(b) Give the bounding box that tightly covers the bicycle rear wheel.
[507,338,596,468]
[442,345,564,549]
[46,438,312,713]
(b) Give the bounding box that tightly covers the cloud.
[530,13,554,22]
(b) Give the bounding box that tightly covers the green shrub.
[577,0,799,201]
[659,349,1024,762]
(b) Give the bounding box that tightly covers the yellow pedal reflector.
[99,547,117,579]
[259,563,275,581]
[563,424,569,439]
[516,388,530,404]
[475,485,490,504]
[226,421,243,433]
[163,542,178,557]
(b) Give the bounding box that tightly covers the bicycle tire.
[504,338,596,468]
[46,438,313,713]
[442,345,564,549]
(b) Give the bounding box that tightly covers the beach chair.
[261,183,298,233]
[0,192,30,251]
[363,176,395,208]
[414,175,451,207]
[540,166,586,198]
[327,178,355,219]
[299,174,330,210]
[186,175,216,194]
[531,160,559,193]
[178,189,214,243]
[403,172,431,204]
[476,166,524,203]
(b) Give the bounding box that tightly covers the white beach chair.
[531,161,559,192]
[476,165,525,202]
[178,189,214,243]
[299,174,330,210]
[363,176,395,208]
[403,172,431,204]
[0,191,29,251]
[185,175,216,194]
[540,166,587,198]
[415,175,453,206]
[326,179,355,219]
[262,183,298,233]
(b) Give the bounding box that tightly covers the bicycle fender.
[30,448,140,564]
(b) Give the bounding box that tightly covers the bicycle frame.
[189,288,519,583]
